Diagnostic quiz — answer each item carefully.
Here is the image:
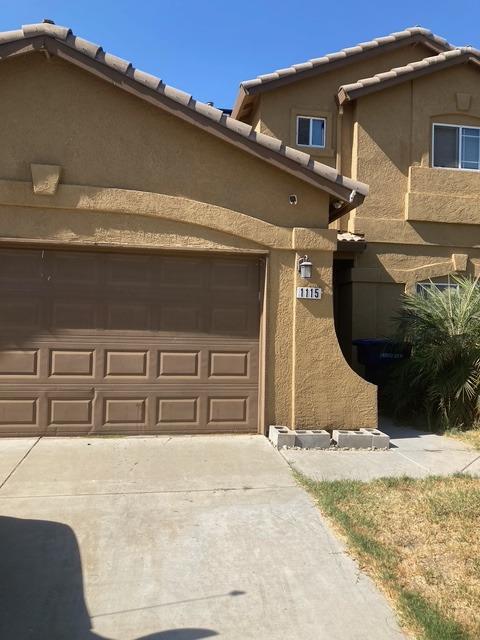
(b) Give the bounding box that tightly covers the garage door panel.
[158,305,203,333]
[105,254,153,287]
[48,251,101,286]
[211,307,248,335]
[0,398,38,426]
[0,387,44,435]
[208,397,248,423]
[106,302,152,331]
[157,397,199,425]
[0,342,259,385]
[104,397,147,425]
[51,300,98,330]
[158,351,200,378]
[105,350,149,377]
[48,398,93,427]
[0,249,44,284]
[209,351,249,378]
[0,349,39,377]
[0,248,260,435]
[49,349,95,377]
[161,257,205,287]
[210,259,254,290]
[0,298,42,329]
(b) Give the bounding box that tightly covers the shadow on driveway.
[0,515,217,640]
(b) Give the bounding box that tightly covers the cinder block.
[268,425,296,448]
[332,429,373,449]
[361,429,390,450]
[294,429,330,449]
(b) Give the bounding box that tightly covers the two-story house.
[232,27,480,368]
[0,21,376,436]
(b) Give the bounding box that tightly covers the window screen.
[297,117,311,146]
[461,127,480,170]
[433,125,459,168]
[296,117,325,147]
[311,119,325,146]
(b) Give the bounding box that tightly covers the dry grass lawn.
[299,474,480,640]
[449,429,480,451]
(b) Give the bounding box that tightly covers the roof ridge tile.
[0,29,24,44]
[23,22,71,40]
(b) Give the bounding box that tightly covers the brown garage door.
[0,247,261,436]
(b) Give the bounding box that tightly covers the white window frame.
[296,116,326,148]
[432,122,480,171]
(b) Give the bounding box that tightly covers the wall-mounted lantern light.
[298,255,313,279]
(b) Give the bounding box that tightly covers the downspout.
[335,104,344,174]
[331,104,344,230]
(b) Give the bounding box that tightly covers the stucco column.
[290,229,377,429]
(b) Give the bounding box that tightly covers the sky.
[3,0,480,108]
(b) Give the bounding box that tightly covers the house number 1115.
[296,287,322,300]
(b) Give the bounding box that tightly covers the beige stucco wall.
[239,42,480,375]
[348,242,480,354]
[0,53,329,229]
[0,51,376,430]
[244,42,435,165]
[346,63,480,349]
[351,64,480,233]
[248,45,480,364]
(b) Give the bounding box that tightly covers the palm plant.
[387,276,480,431]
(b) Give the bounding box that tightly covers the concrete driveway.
[0,435,405,640]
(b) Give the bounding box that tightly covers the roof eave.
[328,192,365,224]
[338,51,478,104]
[233,32,451,116]
[231,86,254,120]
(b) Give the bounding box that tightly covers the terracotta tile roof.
[338,47,480,103]
[0,21,368,211]
[239,27,454,92]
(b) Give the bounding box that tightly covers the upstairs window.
[296,116,326,148]
[433,123,480,170]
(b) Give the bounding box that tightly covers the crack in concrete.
[394,450,431,472]
[459,454,480,473]
[0,437,42,491]
[0,484,298,500]
[91,589,246,619]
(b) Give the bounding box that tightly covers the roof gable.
[0,21,367,220]
[337,48,480,103]
[232,27,454,118]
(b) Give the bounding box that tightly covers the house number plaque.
[296,287,322,300]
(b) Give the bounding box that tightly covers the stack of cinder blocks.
[332,428,390,449]
[268,425,330,449]
[268,426,390,450]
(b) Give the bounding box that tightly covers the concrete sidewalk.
[0,435,405,640]
[283,420,480,482]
